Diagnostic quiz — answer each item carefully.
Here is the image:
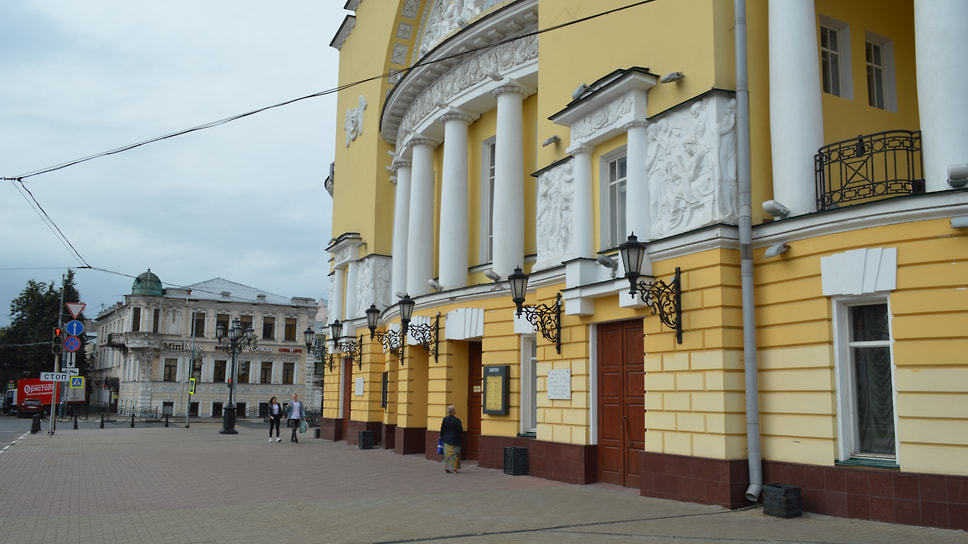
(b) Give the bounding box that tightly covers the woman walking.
[285,392,307,443]
[267,396,283,442]
[439,405,463,473]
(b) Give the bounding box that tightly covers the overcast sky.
[0,2,349,326]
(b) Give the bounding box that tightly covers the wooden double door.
[597,320,645,488]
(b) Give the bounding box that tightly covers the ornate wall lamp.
[365,304,404,359]
[507,267,561,354]
[619,233,683,344]
[398,295,440,363]
[303,327,330,374]
[328,319,363,370]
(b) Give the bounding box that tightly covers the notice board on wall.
[482,365,509,415]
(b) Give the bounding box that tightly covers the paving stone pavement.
[0,420,966,544]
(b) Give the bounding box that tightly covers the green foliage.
[0,270,88,384]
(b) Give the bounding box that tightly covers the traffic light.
[51,327,63,354]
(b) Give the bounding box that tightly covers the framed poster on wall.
[483,365,509,415]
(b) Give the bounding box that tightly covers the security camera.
[762,200,791,219]
[571,83,589,100]
[428,279,442,290]
[660,71,684,84]
[948,163,968,188]
[483,269,501,282]
[596,254,618,278]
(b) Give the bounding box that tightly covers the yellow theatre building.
[320,0,968,530]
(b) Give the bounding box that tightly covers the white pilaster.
[407,137,439,296]
[344,260,359,320]
[568,145,594,260]
[391,160,412,299]
[915,0,968,192]
[626,120,653,275]
[492,85,528,277]
[768,0,823,215]
[439,112,476,289]
[332,267,346,321]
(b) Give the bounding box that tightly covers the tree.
[0,270,88,386]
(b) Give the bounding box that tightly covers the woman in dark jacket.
[439,405,463,473]
[267,396,283,442]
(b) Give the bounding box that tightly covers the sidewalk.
[0,423,964,543]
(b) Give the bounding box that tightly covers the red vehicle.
[5,379,61,416]
[18,398,44,418]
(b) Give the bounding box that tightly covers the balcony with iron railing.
[815,130,924,211]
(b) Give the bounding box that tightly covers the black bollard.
[31,414,41,434]
[165,414,169,428]
[100,414,104,429]
[73,413,78,430]
[130,412,135,428]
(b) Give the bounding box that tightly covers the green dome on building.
[132,269,163,296]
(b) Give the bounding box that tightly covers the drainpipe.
[735,0,763,502]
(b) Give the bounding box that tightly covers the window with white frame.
[480,138,496,264]
[865,31,896,112]
[520,336,538,435]
[819,17,853,99]
[834,299,896,461]
[601,150,627,249]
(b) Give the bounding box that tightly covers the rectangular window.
[835,300,896,461]
[193,313,206,338]
[865,32,896,112]
[284,318,297,341]
[238,361,250,384]
[262,317,275,340]
[213,360,227,383]
[605,154,627,249]
[239,315,253,334]
[163,358,177,382]
[216,314,229,338]
[283,363,294,385]
[819,17,853,99]
[153,309,161,333]
[480,138,496,264]
[131,308,141,332]
[261,362,273,384]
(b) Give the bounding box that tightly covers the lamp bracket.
[371,329,405,360]
[406,312,441,363]
[333,335,364,370]
[518,293,562,354]
[630,267,682,344]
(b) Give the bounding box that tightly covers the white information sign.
[355,377,364,396]
[41,372,70,382]
[547,369,572,400]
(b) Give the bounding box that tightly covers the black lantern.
[506,266,561,354]
[214,317,257,434]
[364,304,405,360]
[398,295,416,336]
[618,233,683,344]
[328,319,362,369]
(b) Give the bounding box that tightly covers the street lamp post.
[216,317,256,434]
[304,327,327,411]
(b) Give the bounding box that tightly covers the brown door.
[341,358,352,440]
[466,342,482,460]
[597,320,645,488]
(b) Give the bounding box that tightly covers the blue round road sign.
[64,336,81,352]
[66,320,84,336]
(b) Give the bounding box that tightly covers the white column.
[439,112,475,289]
[768,0,823,215]
[391,160,412,299]
[332,267,346,321]
[344,260,359,320]
[915,0,968,192]
[407,137,439,296]
[568,144,594,260]
[626,121,653,275]
[492,85,528,277]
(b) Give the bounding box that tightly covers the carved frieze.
[534,160,575,271]
[344,95,367,147]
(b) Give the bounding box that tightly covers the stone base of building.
[345,420,383,447]
[638,452,968,531]
[319,417,342,441]
[639,451,750,508]
[394,426,426,455]
[763,460,968,531]
[478,435,596,484]
[381,423,396,450]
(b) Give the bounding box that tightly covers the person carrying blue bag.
[285,392,307,443]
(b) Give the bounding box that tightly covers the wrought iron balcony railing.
[815,130,924,211]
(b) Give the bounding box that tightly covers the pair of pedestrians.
[267,393,307,443]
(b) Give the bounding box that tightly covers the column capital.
[624,120,649,131]
[439,111,477,125]
[492,84,531,98]
[566,143,595,156]
[389,159,412,173]
[406,136,441,150]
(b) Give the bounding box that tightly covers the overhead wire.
[2,0,654,291]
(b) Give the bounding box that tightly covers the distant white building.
[92,270,320,416]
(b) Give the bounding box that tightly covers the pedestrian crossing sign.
[189,378,196,395]
[70,376,84,389]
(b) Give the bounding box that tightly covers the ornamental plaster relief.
[396,33,537,150]
[534,160,575,271]
[647,95,739,239]
[343,95,367,147]
[570,94,634,144]
[419,0,487,57]
[354,255,393,318]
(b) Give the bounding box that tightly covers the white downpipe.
[736,0,763,502]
